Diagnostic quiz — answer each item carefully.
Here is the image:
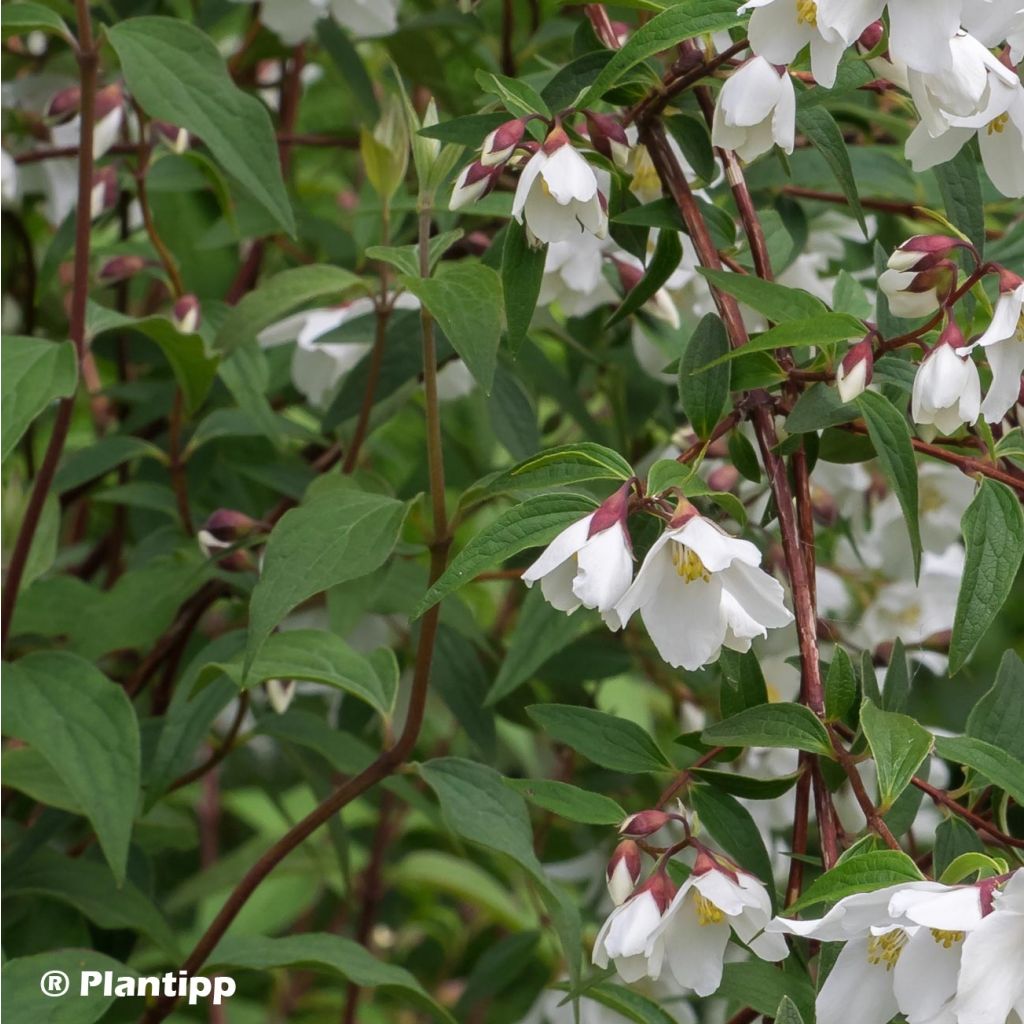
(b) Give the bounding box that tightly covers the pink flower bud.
[481,118,527,167]
[836,336,874,403]
[94,83,124,122]
[606,840,642,905]
[857,20,885,52]
[612,258,644,294]
[173,294,201,335]
[198,508,263,571]
[46,85,81,122]
[585,111,630,168]
[707,464,740,493]
[619,809,670,837]
[97,254,148,285]
[449,160,502,211]
[152,120,191,155]
[811,485,838,527]
[887,235,967,272]
[89,165,119,219]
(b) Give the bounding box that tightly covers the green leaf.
[796,108,866,235]
[1,336,77,461]
[502,220,546,353]
[2,950,136,1024]
[198,630,394,717]
[400,262,504,393]
[855,389,921,578]
[367,230,463,280]
[690,784,775,887]
[212,265,366,356]
[679,313,730,437]
[646,458,695,497]
[487,590,601,705]
[950,480,1024,673]
[54,435,164,493]
[580,983,680,1024]
[939,852,1009,885]
[967,651,1024,760]
[702,703,834,758]
[246,482,407,669]
[933,816,986,878]
[786,382,859,434]
[690,767,802,800]
[934,735,1024,805]
[209,934,454,1023]
[718,962,815,1022]
[695,314,866,370]
[695,269,827,322]
[506,779,625,825]
[527,704,672,773]
[475,70,550,119]
[1,2,73,41]
[786,850,925,913]
[859,700,933,811]
[316,19,379,122]
[824,647,857,722]
[106,17,294,234]
[419,113,509,147]
[607,229,683,328]
[577,0,747,107]
[3,652,140,885]
[412,492,597,617]
[933,146,985,258]
[775,996,806,1024]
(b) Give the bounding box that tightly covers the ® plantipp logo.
[36,969,237,1005]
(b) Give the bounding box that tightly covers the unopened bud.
[198,509,262,571]
[481,118,527,167]
[46,85,81,122]
[449,160,501,211]
[606,840,642,905]
[94,83,124,122]
[97,254,147,285]
[857,20,885,52]
[266,679,297,714]
[173,294,201,335]
[707,464,740,493]
[887,235,966,273]
[152,120,191,155]
[585,111,630,169]
[836,337,874,403]
[619,809,670,838]
[613,258,644,294]
[89,166,119,220]
[879,259,956,319]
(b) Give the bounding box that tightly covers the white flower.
[229,0,398,44]
[836,337,874,403]
[265,678,297,714]
[539,235,618,317]
[962,0,1024,64]
[511,128,607,246]
[593,875,674,983]
[740,0,847,88]
[911,332,982,437]
[815,0,962,74]
[449,160,501,210]
[612,509,793,670]
[958,275,1024,423]
[522,487,633,624]
[647,858,787,996]
[711,57,796,162]
[954,871,1024,1024]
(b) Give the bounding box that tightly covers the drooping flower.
[739,0,847,88]
[449,160,503,210]
[611,504,793,670]
[593,872,676,983]
[481,118,528,166]
[911,322,982,438]
[836,336,874,403]
[879,256,957,319]
[647,853,787,995]
[511,126,608,246]
[522,484,633,624]
[957,268,1024,423]
[229,0,399,45]
[711,57,796,163]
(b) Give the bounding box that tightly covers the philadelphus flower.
[612,503,793,670]
[711,57,796,163]
[835,336,875,403]
[229,0,399,45]
[740,0,847,88]
[606,840,643,906]
[593,872,675,983]
[911,322,981,438]
[522,484,633,624]
[878,235,963,318]
[511,125,608,246]
[957,268,1024,423]
[449,160,503,210]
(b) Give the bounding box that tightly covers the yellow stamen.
[671,544,711,583]
[796,0,817,26]
[895,603,922,626]
[931,929,966,948]
[695,894,724,925]
[867,930,908,971]
[987,113,1009,135]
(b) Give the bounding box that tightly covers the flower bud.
[94,83,124,123]
[97,254,147,285]
[619,809,670,838]
[810,484,838,527]
[857,20,885,52]
[836,337,874,403]
[879,259,956,319]
[887,235,966,273]
[606,840,642,905]
[360,94,410,202]
[152,120,191,155]
[448,160,501,211]
[707,464,740,493]
[481,118,527,167]
[198,509,262,571]
[46,85,81,122]
[173,294,201,335]
[266,679,297,714]
[89,165,119,220]
[585,111,630,169]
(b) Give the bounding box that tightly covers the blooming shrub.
[1,0,1023,1022]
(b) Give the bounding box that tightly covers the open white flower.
[954,871,1024,1024]
[539,235,618,317]
[957,272,1024,423]
[511,127,607,246]
[646,856,787,996]
[593,874,675,983]
[962,0,1024,64]
[740,0,847,88]
[522,485,633,624]
[711,57,795,162]
[612,507,793,670]
[911,326,982,438]
[230,0,398,44]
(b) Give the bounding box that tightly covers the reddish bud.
[857,20,885,51]
[481,118,527,166]
[612,257,644,294]
[707,464,740,493]
[836,336,874,403]
[888,235,968,272]
[619,809,670,837]
[97,254,148,285]
[198,509,263,571]
[606,840,643,905]
[94,83,124,122]
[152,120,191,154]
[585,111,630,167]
[173,294,201,335]
[89,165,119,219]
[46,85,81,122]
[810,485,838,527]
